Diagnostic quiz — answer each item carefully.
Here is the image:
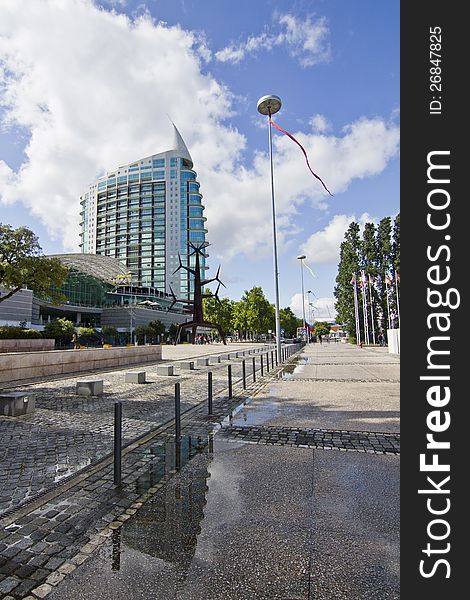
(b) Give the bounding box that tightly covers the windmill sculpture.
[169,242,227,345]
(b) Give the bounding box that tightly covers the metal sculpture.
[169,242,227,344]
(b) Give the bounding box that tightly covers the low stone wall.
[0,345,162,384]
[0,339,55,353]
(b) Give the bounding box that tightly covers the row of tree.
[38,318,168,347]
[334,214,400,341]
[203,285,325,340]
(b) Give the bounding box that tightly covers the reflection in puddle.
[105,434,213,586]
[278,354,311,380]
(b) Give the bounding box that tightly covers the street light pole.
[297,255,307,342]
[307,290,313,339]
[257,95,282,364]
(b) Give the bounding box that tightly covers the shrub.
[43,318,75,345]
[77,327,102,347]
[0,326,43,339]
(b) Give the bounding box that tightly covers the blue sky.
[0,0,399,320]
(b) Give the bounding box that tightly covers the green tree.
[203,294,235,334]
[232,287,275,340]
[102,325,118,344]
[0,224,69,304]
[376,217,393,333]
[334,222,361,340]
[314,321,331,337]
[148,320,166,343]
[168,323,178,340]
[43,318,75,346]
[279,307,301,338]
[361,222,380,343]
[392,213,400,274]
[134,324,153,344]
[77,326,101,347]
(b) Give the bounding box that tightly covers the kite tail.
[269,119,333,196]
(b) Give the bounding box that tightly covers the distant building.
[0,254,190,336]
[79,124,208,299]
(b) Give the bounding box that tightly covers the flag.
[396,273,400,282]
[350,275,356,284]
[269,119,333,196]
[385,275,392,285]
[368,274,374,284]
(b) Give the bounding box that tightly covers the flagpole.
[368,274,376,345]
[361,271,370,345]
[395,271,401,328]
[385,275,392,330]
[352,274,361,346]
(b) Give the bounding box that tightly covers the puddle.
[135,435,211,495]
[88,435,214,591]
[231,400,281,426]
[277,354,312,380]
[54,458,92,483]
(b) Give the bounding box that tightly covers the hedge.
[0,326,43,339]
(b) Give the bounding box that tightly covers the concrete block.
[0,392,36,416]
[178,361,195,370]
[76,379,104,396]
[156,365,174,376]
[209,356,221,364]
[197,358,209,367]
[125,371,146,384]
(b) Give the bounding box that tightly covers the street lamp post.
[307,290,314,337]
[297,255,308,342]
[257,94,283,364]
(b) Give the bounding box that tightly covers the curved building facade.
[79,124,208,299]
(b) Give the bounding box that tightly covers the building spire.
[171,122,193,169]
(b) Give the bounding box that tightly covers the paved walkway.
[0,343,399,599]
[0,343,270,516]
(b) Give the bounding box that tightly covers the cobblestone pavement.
[218,424,400,454]
[0,344,275,517]
[0,343,398,599]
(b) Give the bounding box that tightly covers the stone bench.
[125,371,146,384]
[156,365,174,376]
[0,392,36,416]
[197,358,210,367]
[76,379,104,396]
[178,361,195,370]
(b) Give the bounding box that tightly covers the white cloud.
[290,293,336,321]
[215,13,330,67]
[0,0,398,265]
[299,213,373,265]
[309,114,330,133]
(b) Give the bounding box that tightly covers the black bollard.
[271,350,274,369]
[208,371,213,415]
[228,364,233,399]
[261,354,264,376]
[242,359,246,389]
[266,352,270,372]
[252,356,256,383]
[175,382,181,440]
[114,401,122,487]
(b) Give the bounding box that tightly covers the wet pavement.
[0,342,400,599]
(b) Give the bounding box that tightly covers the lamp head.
[297,255,306,260]
[257,95,282,116]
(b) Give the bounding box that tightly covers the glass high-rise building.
[79,125,208,299]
